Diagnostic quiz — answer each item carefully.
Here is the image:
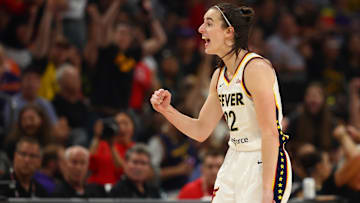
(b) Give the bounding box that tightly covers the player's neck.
[222,50,246,75]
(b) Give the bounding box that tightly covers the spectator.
[248,26,268,56]
[1,13,35,68]
[37,35,81,101]
[289,143,317,196]
[178,150,224,200]
[157,50,182,103]
[266,13,305,72]
[296,150,333,197]
[0,137,48,197]
[316,34,345,97]
[88,111,136,185]
[2,0,56,69]
[129,60,156,113]
[3,66,58,130]
[4,104,53,159]
[286,82,338,155]
[318,124,360,203]
[0,43,21,96]
[174,27,202,77]
[33,144,64,195]
[255,0,278,39]
[52,145,105,197]
[0,43,20,143]
[266,12,306,105]
[61,0,87,50]
[148,120,197,193]
[85,0,166,116]
[110,144,161,198]
[52,64,89,146]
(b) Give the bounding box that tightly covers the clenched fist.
[150,89,171,113]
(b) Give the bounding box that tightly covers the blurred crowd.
[0,0,360,202]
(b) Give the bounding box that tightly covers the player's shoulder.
[246,53,272,68]
[212,67,222,79]
[245,53,273,74]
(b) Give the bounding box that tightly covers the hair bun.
[239,6,254,22]
[239,6,254,16]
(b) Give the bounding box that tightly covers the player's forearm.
[161,105,210,142]
[261,132,279,191]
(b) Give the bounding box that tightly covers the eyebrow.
[204,17,214,22]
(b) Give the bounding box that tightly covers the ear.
[225,27,235,36]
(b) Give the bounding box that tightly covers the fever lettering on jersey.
[218,93,244,107]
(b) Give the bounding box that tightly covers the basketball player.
[150,3,292,203]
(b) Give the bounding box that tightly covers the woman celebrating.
[151,3,291,203]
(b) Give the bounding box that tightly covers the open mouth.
[202,36,210,47]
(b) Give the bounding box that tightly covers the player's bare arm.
[150,68,224,142]
[245,58,279,203]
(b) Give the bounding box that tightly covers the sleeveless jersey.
[217,52,289,151]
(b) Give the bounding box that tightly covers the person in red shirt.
[178,150,224,200]
[88,111,135,185]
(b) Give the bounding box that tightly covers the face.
[198,8,230,56]
[279,15,298,38]
[20,108,42,136]
[304,85,324,115]
[323,38,340,60]
[161,56,179,77]
[125,152,151,183]
[201,155,224,187]
[114,25,133,51]
[50,43,69,65]
[115,113,134,141]
[65,150,88,184]
[61,68,81,94]
[14,142,41,177]
[21,73,41,98]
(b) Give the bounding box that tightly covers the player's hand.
[262,189,275,203]
[150,89,171,113]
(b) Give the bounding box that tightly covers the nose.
[198,23,205,34]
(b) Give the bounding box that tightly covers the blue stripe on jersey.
[273,105,290,202]
[273,146,289,203]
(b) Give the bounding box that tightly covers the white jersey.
[217,52,287,152]
[213,52,292,203]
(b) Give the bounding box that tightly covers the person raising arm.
[151,3,291,203]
